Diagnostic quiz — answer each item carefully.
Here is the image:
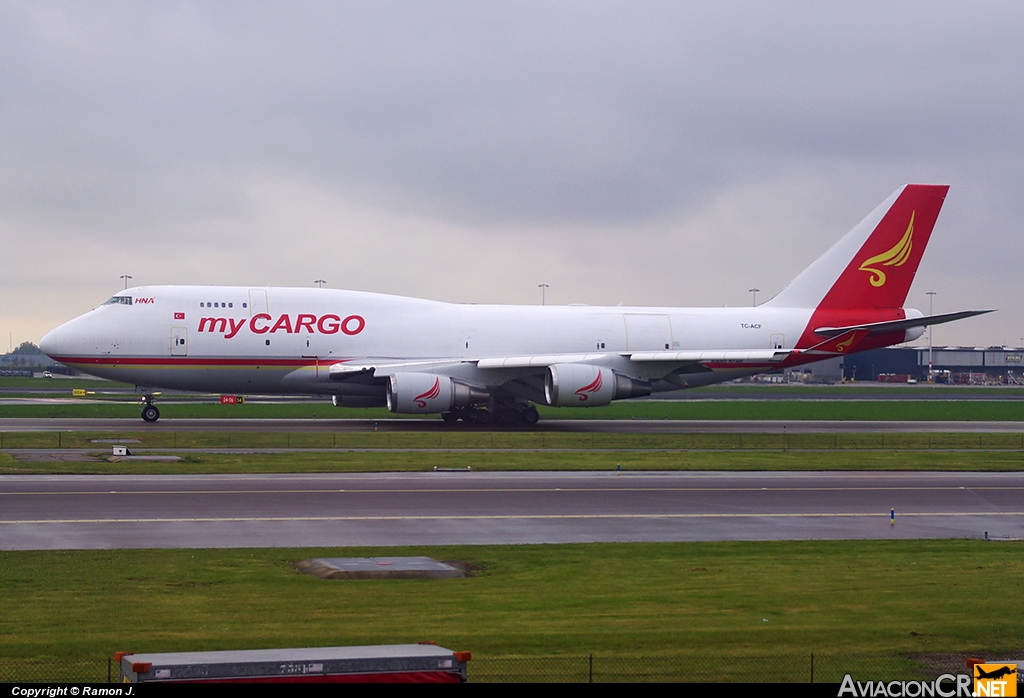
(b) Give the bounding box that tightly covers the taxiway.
[2,471,1021,550]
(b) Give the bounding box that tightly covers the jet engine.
[386,372,489,414]
[544,364,651,407]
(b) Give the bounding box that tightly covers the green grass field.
[0,377,135,390]
[3,399,1024,420]
[0,541,1020,669]
[4,447,1024,475]
[2,430,1023,474]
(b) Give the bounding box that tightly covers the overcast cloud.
[2,1,1021,348]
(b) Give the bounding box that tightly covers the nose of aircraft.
[39,324,69,359]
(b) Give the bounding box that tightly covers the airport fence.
[0,653,977,683]
[470,653,973,683]
[0,656,113,683]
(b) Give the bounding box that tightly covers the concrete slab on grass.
[296,556,466,580]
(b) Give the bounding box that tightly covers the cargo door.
[623,314,674,351]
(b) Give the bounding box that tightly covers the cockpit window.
[102,296,133,306]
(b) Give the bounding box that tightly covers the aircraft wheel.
[141,405,160,423]
[471,408,492,426]
[521,406,540,425]
[441,411,458,424]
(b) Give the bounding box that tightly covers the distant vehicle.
[40,184,990,423]
[0,369,34,378]
[42,370,52,378]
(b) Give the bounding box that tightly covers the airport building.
[840,346,1024,384]
[771,346,1024,384]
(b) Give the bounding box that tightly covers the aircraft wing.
[623,350,790,364]
[328,359,470,379]
[330,349,793,382]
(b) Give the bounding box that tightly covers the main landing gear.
[441,404,540,426]
[140,396,160,423]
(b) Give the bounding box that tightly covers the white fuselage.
[40,285,816,395]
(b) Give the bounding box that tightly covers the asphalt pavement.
[2,471,1021,550]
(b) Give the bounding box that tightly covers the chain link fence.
[0,657,113,683]
[469,654,967,683]
[1,653,984,683]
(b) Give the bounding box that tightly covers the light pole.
[120,274,132,289]
[749,288,760,306]
[314,279,326,288]
[926,290,937,381]
[538,284,549,305]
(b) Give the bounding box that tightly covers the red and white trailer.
[118,644,470,683]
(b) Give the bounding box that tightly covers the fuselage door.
[248,289,269,317]
[770,333,785,350]
[623,314,674,351]
[171,327,188,356]
[302,334,320,377]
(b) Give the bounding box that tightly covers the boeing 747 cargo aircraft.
[40,184,989,424]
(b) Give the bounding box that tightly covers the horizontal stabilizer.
[813,310,994,338]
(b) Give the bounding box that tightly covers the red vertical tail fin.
[814,184,948,311]
[764,184,949,349]
[765,184,949,311]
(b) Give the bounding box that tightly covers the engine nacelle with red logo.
[544,364,651,407]
[386,373,489,414]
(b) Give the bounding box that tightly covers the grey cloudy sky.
[2,1,1021,349]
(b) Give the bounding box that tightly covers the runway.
[2,471,1021,550]
[2,417,1024,433]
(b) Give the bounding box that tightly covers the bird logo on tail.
[858,212,915,287]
